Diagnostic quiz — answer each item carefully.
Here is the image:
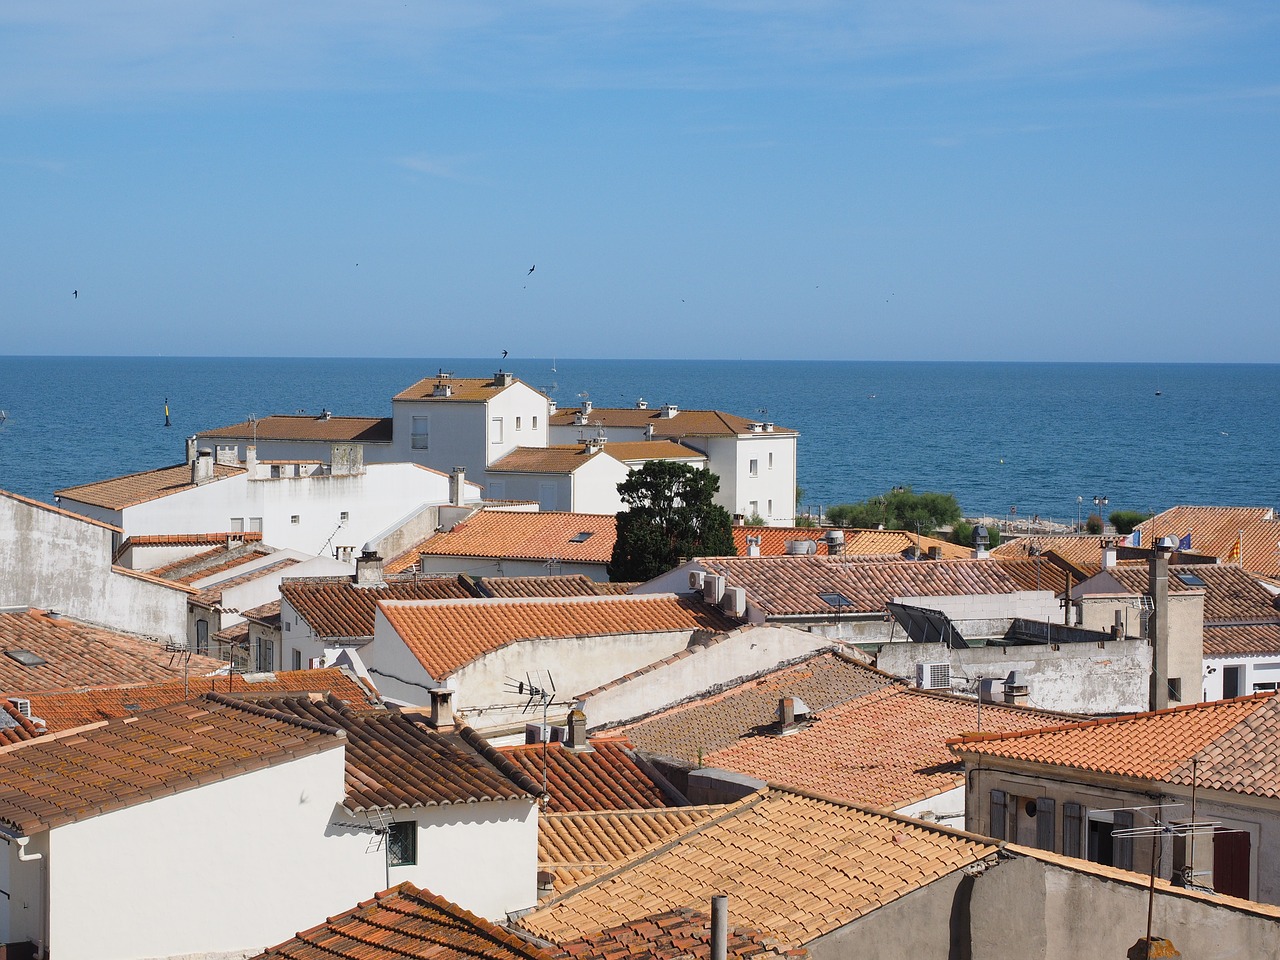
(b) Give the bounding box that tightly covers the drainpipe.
[711,895,728,960]
[2,829,49,959]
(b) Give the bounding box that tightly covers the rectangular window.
[768,499,773,516]
[1063,802,1084,857]
[387,821,417,866]
[1167,677,1182,702]
[291,515,300,525]
[411,416,429,450]
[532,416,538,430]
[340,511,349,522]
[768,452,774,470]
[749,459,759,477]
[249,517,263,533]
[230,517,244,533]
[491,417,504,443]
[195,619,209,656]
[989,790,1007,840]
[292,649,301,670]
[1034,797,1056,851]
[516,416,522,430]
[257,637,274,672]
[749,500,759,516]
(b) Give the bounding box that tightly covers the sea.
[0,356,1276,526]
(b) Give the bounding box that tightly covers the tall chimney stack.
[429,686,455,728]
[711,896,728,960]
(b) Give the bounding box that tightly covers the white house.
[55,452,482,563]
[549,399,798,525]
[0,692,540,960]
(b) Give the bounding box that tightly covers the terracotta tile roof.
[697,556,1023,617]
[0,488,122,532]
[411,511,618,564]
[1205,622,1280,657]
[498,739,676,812]
[549,408,797,438]
[14,667,378,734]
[994,555,1084,594]
[253,881,557,960]
[380,595,738,680]
[0,699,44,745]
[110,564,199,594]
[475,575,635,598]
[255,696,541,809]
[244,599,283,626]
[951,693,1280,799]
[1137,506,1280,576]
[199,414,393,443]
[517,788,997,945]
[611,651,895,763]
[488,446,609,474]
[281,574,474,639]
[601,441,707,463]
[394,375,528,402]
[733,527,969,560]
[192,556,302,607]
[538,807,726,894]
[0,609,224,694]
[155,544,274,584]
[126,531,264,548]
[992,535,1110,569]
[549,908,808,960]
[55,461,244,509]
[702,686,1068,809]
[0,694,343,835]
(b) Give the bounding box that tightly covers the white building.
[55,452,482,562]
[0,693,540,960]
[549,400,798,525]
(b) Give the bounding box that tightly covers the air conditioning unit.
[10,698,31,718]
[308,657,325,669]
[525,723,569,744]
[721,585,747,618]
[689,571,706,591]
[916,662,951,690]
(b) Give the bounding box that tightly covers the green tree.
[1085,514,1103,535]
[826,487,962,537]
[1109,510,1152,535]
[608,461,736,582]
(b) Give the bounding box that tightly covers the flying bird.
[527,265,535,275]
[502,349,508,359]
[72,290,78,299]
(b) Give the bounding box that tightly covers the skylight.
[1175,572,1207,587]
[5,649,47,667]
[818,592,854,608]
[569,531,595,543]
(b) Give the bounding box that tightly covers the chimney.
[644,423,655,440]
[584,436,605,454]
[433,382,453,398]
[1003,671,1029,706]
[245,444,258,480]
[928,545,942,560]
[711,896,728,960]
[972,525,990,559]
[746,535,761,557]
[449,466,467,506]
[186,435,198,464]
[354,546,385,587]
[565,705,589,750]
[1149,536,1175,710]
[548,398,557,414]
[1102,540,1118,569]
[429,686,455,728]
[493,371,514,388]
[636,398,649,409]
[825,529,845,556]
[192,448,215,484]
[661,403,679,419]
[777,696,805,733]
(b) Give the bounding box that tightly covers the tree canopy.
[608,461,736,582]
[825,486,962,537]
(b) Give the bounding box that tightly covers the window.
[4,649,46,667]
[249,517,263,533]
[291,515,300,525]
[989,790,1007,840]
[768,452,774,470]
[1167,677,1182,702]
[748,500,759,516]
[1253,681,1279,692]
[1087,810,1133,870]
[284,620,291,632]
[749,459,759,477]
[257,637,274,672]
[1175,572,1207,587]
[230,517,244,533]
[491,417,504,443]
[411,416,429,450]
[292,649,301,670]
[516,416,522,430]
[387,821,416,866]
[339,511,349,522]
[570,531,595,543]
[768,499,773,516]
[532,416,538,430]
[818,592,854,608]
[195,619,209,656]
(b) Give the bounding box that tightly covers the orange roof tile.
[191,556,302,607]
[488,445,610,474]
[156,544,273,584]
[549,407,797,438]
[994,555,1083,594]
[253,882,557,960]
[394,375,530,402]
[0,694,342,835]
[0,609,224,694]
[1136,506,1280,576]
[55,461,245,510]
[125,531,264,548]
[15,667,378,733]
[281,574,474,639]
[498,739,677,812]
[697,555,1023,617]
[601,441,707,463]
[379,595,738,679]
[475,575,635,598]
[549,908,808,960]
[110,564,199,594]
[411,511,617,564]
[517,788,997,945]
[0,488,122,533]
[702,686,1068,809]
[538,807,725,895]
[951,693,1280,799]
[991,535,1111,569]
[0,699,44,745]
[733,526,969,560]
[199,414,393,443]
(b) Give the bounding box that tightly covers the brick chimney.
[354,546,385,587]
[565,705,589,750]
[429,687,455,728]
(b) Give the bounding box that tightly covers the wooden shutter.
[989,790,1007,840]
[1036,797,1056,851]
[1063,803,1083,857]
[1114,811,1135,871]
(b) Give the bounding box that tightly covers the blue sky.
[3,1,1278,361]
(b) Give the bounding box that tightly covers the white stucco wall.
[1205,654,1280,701]
[420,555,609,581]
[705,432,797,526]
[895,785,965,823]
[580,626,838,729]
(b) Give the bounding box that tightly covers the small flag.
[1177,532,1192,551]
[1226,538,1242,564]
[1130,529,1141,548]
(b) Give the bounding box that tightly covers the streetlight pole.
[1094,495,1109,533]
[1077,496,1083,532]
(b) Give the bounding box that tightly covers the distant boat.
[0,410,7,423]
[1155,389,1162,396]
[552,357,557,373]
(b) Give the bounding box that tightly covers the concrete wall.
[421,555,608,581]
[808,871,970,960]
[580,626,838,730]
[874,636,1152,715]
[1205,653,1280,701]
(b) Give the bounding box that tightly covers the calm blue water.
[0,356,1276,524]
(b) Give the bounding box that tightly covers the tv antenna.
[505,671,563,800]
[1095,803,1219,958]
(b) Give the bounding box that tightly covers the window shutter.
[1114,811,1135,871]
[1063,803,1083,857]
[990,790,1007,840]
[1036,797,1056,851]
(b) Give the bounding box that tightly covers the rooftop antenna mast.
[505,671,559,799]
[1096,803,1219,958]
